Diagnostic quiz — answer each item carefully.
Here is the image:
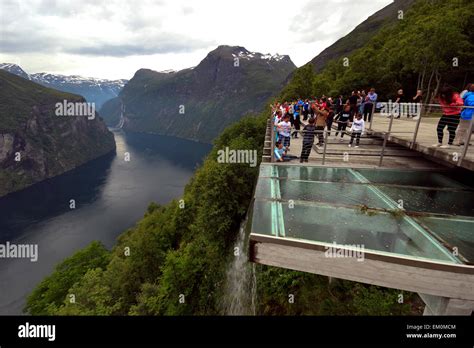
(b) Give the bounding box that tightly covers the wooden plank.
[252,242,474,301]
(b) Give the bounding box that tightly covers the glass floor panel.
[355,168,472,189]
[259,165,365,183]
[251,164,474,265]
[251,200,459,263]
[255,178,393,209]
[375,186,474,216]
[415,216,474,263]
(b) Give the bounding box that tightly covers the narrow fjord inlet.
[0,131,211,314]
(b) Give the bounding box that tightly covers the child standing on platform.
[348,113,365,148]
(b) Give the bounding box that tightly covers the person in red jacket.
[433,87,464,148]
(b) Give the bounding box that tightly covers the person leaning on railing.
[455,83,474,146]
[433,87,464,149]
[313,104,329,147]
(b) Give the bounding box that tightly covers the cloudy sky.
[0,0,392,80]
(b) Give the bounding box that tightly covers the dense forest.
[281,0,474,102]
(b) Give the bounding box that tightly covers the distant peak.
[158,69,176,74]
[207,45,292,64]
[0,62,31,80]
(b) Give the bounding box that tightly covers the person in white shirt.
[348,113,365,148]
[277,114,292,149]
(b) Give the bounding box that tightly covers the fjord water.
[0,131,211,315]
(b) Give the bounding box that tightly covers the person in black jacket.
[334,95,343,114]
[300,117,316,162]
[394,88,406,119]
[334,104,351,141]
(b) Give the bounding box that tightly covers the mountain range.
[0,63,127,108]
[100,45,296,143]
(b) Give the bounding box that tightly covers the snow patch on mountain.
[0,63,128,108]
[231,51,288,62]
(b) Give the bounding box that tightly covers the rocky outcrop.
[0,70,116,197]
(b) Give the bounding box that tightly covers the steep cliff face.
[0,70,116,197]
[100,45,296,143]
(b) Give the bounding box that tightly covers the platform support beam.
[418,293,474,315]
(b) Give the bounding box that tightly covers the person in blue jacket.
[455,83,474,146]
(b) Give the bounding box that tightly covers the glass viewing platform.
[251,164,474,265]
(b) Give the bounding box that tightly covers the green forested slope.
[282,0,474,101]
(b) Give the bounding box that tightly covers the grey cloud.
[182,6,194,15]
[0,0,214,57]
[289,0,384,43]
[67,37,216,57]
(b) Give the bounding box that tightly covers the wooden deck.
[369,115,474,171]
[265,115,473,171]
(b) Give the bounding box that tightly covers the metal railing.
[270,102,474,168]
[369,103,474,168]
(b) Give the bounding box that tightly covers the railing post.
[322,130,329,165]
[270,116,275,163]
[387,111,395,134]
[369,102,375,131]
[379,132,388,167]
[458,116,473,167]
[379,113,394,167]
[411,103,423,149]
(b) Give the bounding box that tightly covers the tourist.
[274,141,287,162]
[320,97,328,110]
[292,108,301,139]
[314,105,329,147]
[348,113,365,148]
[300,117,316,163]
[273,110,282,126]
[413,89,423,103]
[394,89,406,119]
[455,83,474,146]
[411,90,423,119]
[277,114,292,150]
[334,95,344,114]
[359,90,366,115]
[364,88,377,122]
[326,105,335,137]
[288,102,295,126]
[335,104,351,142]
[303,99,310,121]
[274,141,298,162]
[432,86,464,148]
[348,91,358,120]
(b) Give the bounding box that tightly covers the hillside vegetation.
[282,0,474,102]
